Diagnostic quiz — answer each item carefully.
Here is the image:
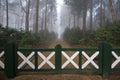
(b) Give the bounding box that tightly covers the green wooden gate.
[0,42,120,78]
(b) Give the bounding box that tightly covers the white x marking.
[62,51,79,69]
[38,52,55,69]
[17,51,35,69]
[111,51,120,69]
[82,51,99,69]
[0,51,4,69]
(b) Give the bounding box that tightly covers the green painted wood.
[62,48,98,51]
[18,48,55,52]
[102,42,112,78]
[18,68,98,73]
[98,43,103,75]
[35,51,38,70]
[0,49,4,71]
[0,48,4,52]
[79,51,82,70]
[111,68,120,71]
[18,69,57,72]
[112,48,120,50]
[0,69,4,71]
[4,43,17,78]
[55,44,62,71]
[2,42,120,78]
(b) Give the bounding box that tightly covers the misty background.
[0,0,120,48]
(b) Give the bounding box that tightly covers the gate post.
[99,42,112,78]
[4,43,17,78]
[55,44,62,71]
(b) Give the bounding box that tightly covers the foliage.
[95,23,120,46]
[63,27,83,44]
[0,25,22,47]
[39,29,57,42]
[19,33,41,48]
[63,22,120,47]
[81,31,96,46]
[0,25,57,48]
[19,30,57,48]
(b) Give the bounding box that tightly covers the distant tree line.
[0,0,57,33]
[64,0,120,35]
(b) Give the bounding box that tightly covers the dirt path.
[12,73,103,80]
[49,39,71,48]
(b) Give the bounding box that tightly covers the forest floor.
[0,39,120,80]
[48,39,71,48]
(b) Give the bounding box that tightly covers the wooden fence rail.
[0,42,120,79]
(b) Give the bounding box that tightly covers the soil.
[48,39,71,48]
[12,73,103,80]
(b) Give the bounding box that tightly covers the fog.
[0,0,120,38]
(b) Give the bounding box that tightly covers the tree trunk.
[21,13,24,28]
[109,0,117,23]
[34,0,40,33]
[6,0,9,28]
[100,0,103,26]
[0,0,2,23]
[82,0,88,36]
[103,1,106,25]
[77,14,80,28]
[90,0,93,31]
[116,0,120,20]
[68,13,71,28]
[25,0,30,32]
[44,0,48,30]
[50,12,53,31]
[41,13,44,30]
[74,14,76,27]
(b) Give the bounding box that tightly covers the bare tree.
[90,0,93,31]
[6,0,8,28]
[109,0,117,23]
[25,0,30,32]
[34,0,40,33]
[20,0,31,32]
[44,0,48,30]
[0,0,2,24]
[99,0,103,26]
[82,0,88,36]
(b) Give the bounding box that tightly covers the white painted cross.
[0,51,4,69]
[82,51,99,69]
[62,51,79,69]
[38,52,55,69]
[17,51,35,69]
[111,51,120,69]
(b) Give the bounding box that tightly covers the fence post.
[99,42,112,78]
[4,43,17,78]
[55,44,62,71]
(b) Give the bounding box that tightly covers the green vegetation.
[95,23,120,46]
[63,22,120,47]
[63,27,83,44]
[0,25,57,48]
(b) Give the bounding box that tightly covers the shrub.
[19,32,41,48]
[0,26,21,47]
[63,22,120,47]
[39,29,57,42]
[0,26,57,48]
[95,23,120,46]
[63,27,83,44]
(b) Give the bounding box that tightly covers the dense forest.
[0,0,120,47]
